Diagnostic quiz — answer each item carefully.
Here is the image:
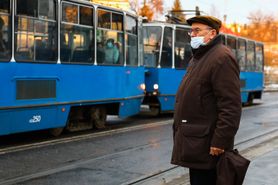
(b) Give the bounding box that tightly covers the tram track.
[0,126,277,185]
[0,134,173,185]
[0,101,271,155]
[0,98,274,155]
[0,101,277,185]
[123,129,278,185]
[0,119,172,155]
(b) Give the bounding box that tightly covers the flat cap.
[187,15,222,33]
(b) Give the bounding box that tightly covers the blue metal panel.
[144,67,186,94]
[5,106,61,135]
[157,68,185,95]
[241,92,248,103]
[118,98,142,117]
[58,65,144,103]
[56,105,71,126]
[240,71,264,92]
[1,63,144,106]
[144,67,159,92]
[144,67,186,111]
[240,71,264,103]
[157,68,185,111]
[0,111,11,135]
[158,96,175,111]
[0,62,16,106]
[0,61,145,135]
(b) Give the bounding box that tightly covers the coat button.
[182,120,187,123]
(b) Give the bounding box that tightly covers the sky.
[159,0,278,24]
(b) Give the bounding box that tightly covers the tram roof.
[142,21,191,29]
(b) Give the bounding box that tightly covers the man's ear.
[210,29,217,39]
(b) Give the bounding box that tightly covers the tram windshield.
[143,26,162,67]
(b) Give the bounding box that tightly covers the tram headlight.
[153,84,159,90]
[140,83,146,90]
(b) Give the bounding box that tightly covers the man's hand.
[210,147,224,156]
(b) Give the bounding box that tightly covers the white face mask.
[190,36,205,49]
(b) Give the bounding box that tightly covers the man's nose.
[190,32,197,37]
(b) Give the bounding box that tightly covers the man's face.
[190,23,217,44]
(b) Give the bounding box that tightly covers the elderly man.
[171,16,242,185]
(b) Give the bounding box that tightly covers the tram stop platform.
[138,134,278,185]
[164,149,278,185]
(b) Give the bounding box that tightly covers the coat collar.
[192,35,222,60]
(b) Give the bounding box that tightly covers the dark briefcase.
[216,149,250,185]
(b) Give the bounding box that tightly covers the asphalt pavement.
[0,93,278,185]
[161,134,278,185]
[244,148,278,185]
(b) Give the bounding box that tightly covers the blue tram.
[0,0,145,136]
[0,0,264,136]
[220,34,264,104]
[142,22,264,114]
[142,22,192,115]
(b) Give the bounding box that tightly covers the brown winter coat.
[171,35,242,169]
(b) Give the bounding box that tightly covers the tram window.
[61,5,94,64]
[246,41,256,71]
[126,16,137,35]
[112,13,123,31]
[15,18,35,61]
[98,10,111,29]
[98,10,123,31]
[15,0,57,63]
[17,0,38,17]
[0,9,12,62]
[143,26,162,67]
[161,27,173,68]
[61,25,93,63]
[97,9,124,65]
[126,16,138,66]
[17,0,55,20]
[175,28,192,69]
[39,0,55,20]
[255,44,263,72]
[237,38,246,71]
[60,6,94,63]
[80,6,93,26]
[220,34,226,44]
[126,34,138,66]
[227,36,236,56]
[15,18,57,62]
[96,29,123,65]
[62,3,78,24]
[0,0,10,13]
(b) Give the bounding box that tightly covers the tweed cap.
[187,16,222,33]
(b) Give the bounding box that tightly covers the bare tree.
[242,10,276,42]
[240,10,278,69]
[139,0,154,21]
[170,0,185,22]
[151,0,164,20]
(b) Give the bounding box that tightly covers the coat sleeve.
[210,52,242,149]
